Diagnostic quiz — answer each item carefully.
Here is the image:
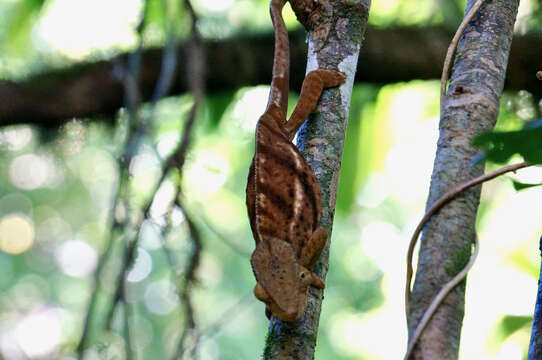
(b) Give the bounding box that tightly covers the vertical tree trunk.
[528,236,542,359]
[407,0,519,359]
[262,0,370,359]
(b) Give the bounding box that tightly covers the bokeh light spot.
[231,87,269,134]
[129,152,161,193]
[0,214,35,255]
[15,307,63,358]
[34,0,142,59]
[9,153,62,190]
[186,151,228,193]
[150,181,176,219]
[144,279,179,315]
[0,126,33,151]
[127,247,153,283]
[199,0,234,12]
[55,240,98,277]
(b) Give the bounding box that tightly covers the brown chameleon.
[246,0,346,321]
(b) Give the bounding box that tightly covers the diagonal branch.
[2,27,542,127]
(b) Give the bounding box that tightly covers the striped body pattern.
[247,107,322,258]
[246,0,345,322]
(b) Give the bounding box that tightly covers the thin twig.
[105,0,205,354]
[104,0,194,330]
[404,234,479,360]
[105,229,139,330]
[104,72,202,333]
[405,161,529,310]
[440,0,488,98]
[403,162,529,358]
[76,1,149,352]
[173,196,202,360]
[169,1,206,358]
[76,171,125,355]
[104,30,149,336]
[123,285,135,360]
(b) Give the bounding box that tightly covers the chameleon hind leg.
[284,70,346,139]
[300,226,328,288]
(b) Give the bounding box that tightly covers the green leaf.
[493,315,532,343]
[512,180,542,191]
[473,124,542,165]
[143,0,166,30]
[2,0,46,52]
[205,91,236,129]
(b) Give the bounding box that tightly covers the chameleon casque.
[246,0,345,321]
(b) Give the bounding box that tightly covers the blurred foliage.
[1,0,542,359]
[474,89,542,165]
[0,0,470,79]
[513,179,542,191]
[488,315,533,359]
[4,79,540,359]
[0,0,46,53]
[473,122,542,164]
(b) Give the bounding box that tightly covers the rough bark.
[262,1,369,359]
[528,236,542,360]
[407,0,519,359]
[1,26,541,127]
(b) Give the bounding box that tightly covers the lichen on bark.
[407,0,519,359]
[262,1,370,359]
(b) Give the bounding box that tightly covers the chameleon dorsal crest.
[246,0,345,322]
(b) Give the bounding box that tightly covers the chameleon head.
[251,238,325,321]
[253,263,324,321]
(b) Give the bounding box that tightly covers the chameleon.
[246,0,346,321]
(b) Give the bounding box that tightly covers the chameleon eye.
[301,272,306,279]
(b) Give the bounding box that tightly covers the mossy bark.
[262,0,370,359]
[407,0,519,359]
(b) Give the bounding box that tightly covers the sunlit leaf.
[2,0,46,52]
[144,0,166,30]
[493,315,532,343]
[508,250,540,278]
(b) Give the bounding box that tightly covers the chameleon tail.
[267,0,289,116]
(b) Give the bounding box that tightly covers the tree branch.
[407,0,520,358]
[262,1,370,359]
[2,26,542,127]
[404,161,529,359]
[528,235,542,359]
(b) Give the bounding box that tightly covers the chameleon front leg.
[284,70,346,139]
[299,226,328,286]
